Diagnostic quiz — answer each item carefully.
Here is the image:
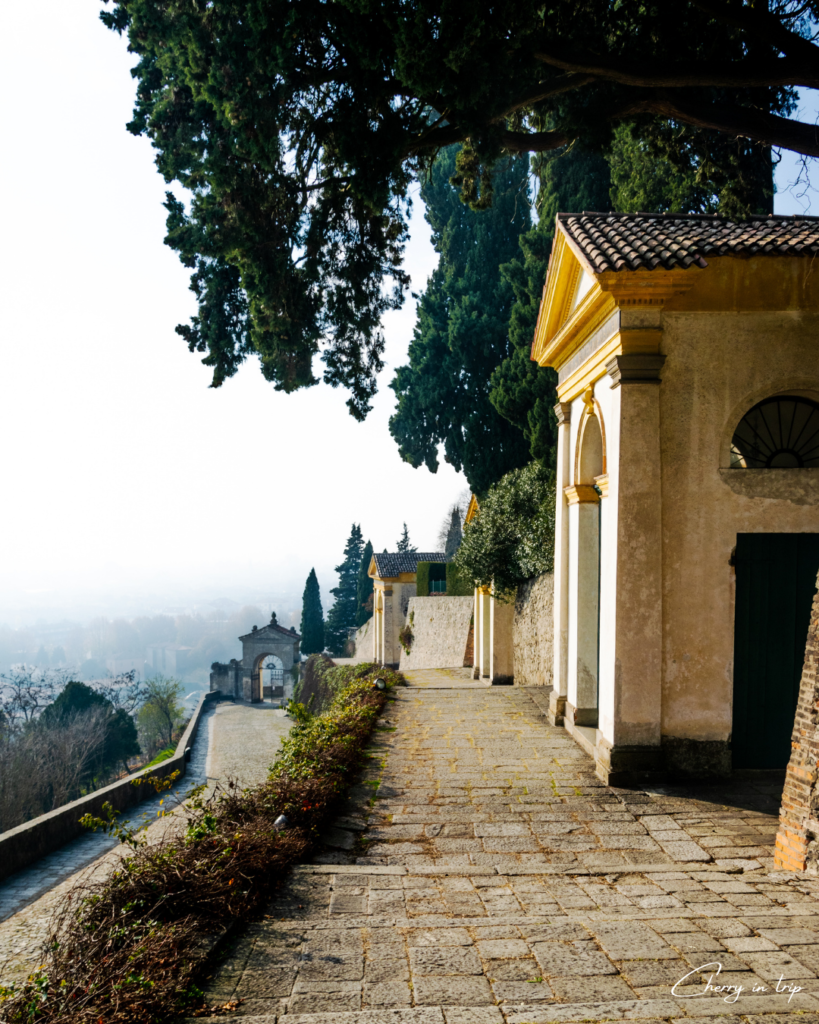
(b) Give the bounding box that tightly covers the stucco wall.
[659,304,819,744]
[398,596,473,671]
[513,573,554,687]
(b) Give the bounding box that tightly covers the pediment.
[532,226,602,366]
[240,625,298,643]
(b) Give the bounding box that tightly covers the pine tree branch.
[689,0,819,64]
[620,93,819,156]
[534,50,819,90]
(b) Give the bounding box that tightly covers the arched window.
[730,396,819,468]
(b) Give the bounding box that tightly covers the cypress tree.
[325,525,364,656]
[444,509,463,559]
[300,569,325,655]
[489,147,612,467]
[390,148,533,495]
[356,540,374,627]
[396,524,416,553]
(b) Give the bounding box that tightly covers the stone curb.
[298,862,754,877]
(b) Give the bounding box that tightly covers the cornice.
[532,221,699,372]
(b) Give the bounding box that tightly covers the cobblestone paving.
[195,686,819,1024]
[0,699,290,984]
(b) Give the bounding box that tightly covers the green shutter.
[732,533,819,768]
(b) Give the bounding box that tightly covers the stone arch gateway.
[210,615,301,703]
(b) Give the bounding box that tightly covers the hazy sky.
[1,3,817,624]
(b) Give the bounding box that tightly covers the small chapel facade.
[369,551,447,666]
[534,213,819,784]
[210,615,301,702]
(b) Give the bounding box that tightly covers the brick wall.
[775,570,819,872]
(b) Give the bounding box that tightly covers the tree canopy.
[102,0,800,414]
[40,681,140,779]
[453,461,556,598]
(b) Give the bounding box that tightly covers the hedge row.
[0,663,402,1024]
[416,561,471,597]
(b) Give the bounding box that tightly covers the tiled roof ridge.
[372,551,448,577]
[555,211,819,274]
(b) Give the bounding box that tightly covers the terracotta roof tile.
[557,212,819,273]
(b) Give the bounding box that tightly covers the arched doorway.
[261,654,284,701]
[568,403,605,727]
[251,652,285,703]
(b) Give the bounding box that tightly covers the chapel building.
[533,213,819,784]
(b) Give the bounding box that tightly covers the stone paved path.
[0,700,290,984]
[402,668,487,689]
[194,685,819,1024]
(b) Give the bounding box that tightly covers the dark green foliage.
[101,0,796,415]
[104,709,140,773]
[293,655,404,717]
[417,562,452,596]
[356,541,374,627]
[40,680,107,726]
[453,461,556,599]
[325,525,364,655]
[608,122,774,217]
[41,681,140,779]
[300,568,325,655]
[396,523,416,553]
[446,562,473,597]
[390,148,533,493]
[489,146,613,467]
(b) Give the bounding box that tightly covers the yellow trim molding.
[564,485,600,505]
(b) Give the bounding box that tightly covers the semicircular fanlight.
[731,396,819,468]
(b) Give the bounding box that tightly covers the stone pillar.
[374,591,382,663]
[490,593,515,684]
[479,588,491,678]
[595,354,665,782]
[383,588,395,666]
[776,571,819,872]
[565,485,600,726]
[550,402,571,725]
[472,585,479,679]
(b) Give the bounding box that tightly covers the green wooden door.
[732,533,819,768]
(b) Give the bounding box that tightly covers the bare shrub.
[0,665,401,1024]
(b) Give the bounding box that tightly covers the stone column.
[565,485,600,726]
[383,588,395,666]
[479,588,491,678]
[472,588,481,679]
[550,402,572,725]
[373,592,380,663]
[490,592,515,684]
[595,353,665,782]
[776,571,819,872]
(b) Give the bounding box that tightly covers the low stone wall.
[776,570,819,872]
[513,572,554,687]
[0,690,221,883]
[353,617,373,663]
[399,596,473,671]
